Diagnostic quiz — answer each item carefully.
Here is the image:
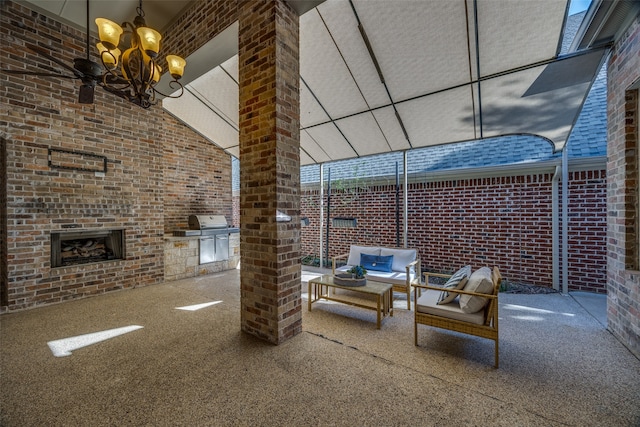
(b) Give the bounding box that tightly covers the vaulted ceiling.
[163,0,606,165]
[22,0,607,166]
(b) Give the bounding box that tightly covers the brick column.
[238,0,301,344]
[607,13,640,358]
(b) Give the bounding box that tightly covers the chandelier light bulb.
[166,55,186,79]
[95,18,123,50]
[136,27,161,58]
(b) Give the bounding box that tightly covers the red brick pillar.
[238,0,302,344]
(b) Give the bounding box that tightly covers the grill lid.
[189,215,228,230]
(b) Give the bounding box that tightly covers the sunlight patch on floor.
[502,304,575,317]
[47,325,143,357]
[175,301,222,311]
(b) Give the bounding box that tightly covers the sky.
[569,0,591,15]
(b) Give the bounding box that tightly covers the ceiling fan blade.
[24,43,84,78]
[1,69,77,79]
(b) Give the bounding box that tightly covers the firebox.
[51,229,125,268]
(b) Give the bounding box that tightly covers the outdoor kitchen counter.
[164,230,240,282]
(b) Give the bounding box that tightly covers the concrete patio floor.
[1,268,638,426]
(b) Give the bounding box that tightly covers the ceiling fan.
[1,0,104,104]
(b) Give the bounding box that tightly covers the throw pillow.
[347,245,380,267]
[437,265,472,305]
[459,266,494,313]
[360,254,394,272]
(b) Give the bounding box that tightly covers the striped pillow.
[437,265,471,305]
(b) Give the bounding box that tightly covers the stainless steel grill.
[174,214,231,264]
[188,214,228,233]
[173,215,228,237]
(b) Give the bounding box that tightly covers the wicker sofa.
[414,266,501,367]
[332,245,421,310]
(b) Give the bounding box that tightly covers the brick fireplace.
[51,229,125,268]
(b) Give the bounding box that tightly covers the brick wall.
[567,170,607,292]
[301,169,607,292]
[607,13,640,358]
[0,1,232,311]
[163,119,233,232]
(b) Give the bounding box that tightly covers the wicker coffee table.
[307,274,393,329]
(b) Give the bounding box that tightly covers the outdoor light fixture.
[95,0,186,109]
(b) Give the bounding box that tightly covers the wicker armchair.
[414,266,501,368]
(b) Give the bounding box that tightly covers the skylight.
[569,0,591,15]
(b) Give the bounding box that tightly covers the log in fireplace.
[51,229,125,268]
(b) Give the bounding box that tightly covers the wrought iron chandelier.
[95,0,186,109]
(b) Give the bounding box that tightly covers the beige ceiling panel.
[396,86,477,147]
[300,148,316,166]
[479,66,568,144]
[371,107,412,152]
[301,129,332,165]
[163,91,238,150]
[225,146,240,159]
[300,82,331,127]
[315,0,389,109]
[334,113,391,157]
[480,49,604,150]
[300,7,369,118]
[305,124,358,161]
[188,58,239,128]
[353,0,471,100]
[220,54,238,78]
[25,0,192,33]
[476,0,567,77]
[464,0,479,82]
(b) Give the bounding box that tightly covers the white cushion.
[380,248,416,272]
[416,289,485,325]
[347,246,381,267]
[459,267,494,313]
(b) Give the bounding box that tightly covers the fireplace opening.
[51,229,125,268]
